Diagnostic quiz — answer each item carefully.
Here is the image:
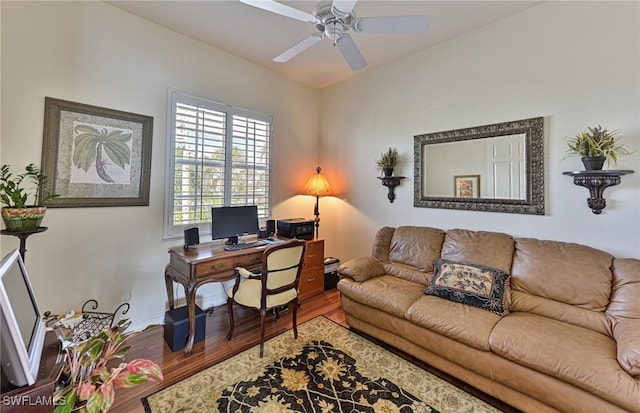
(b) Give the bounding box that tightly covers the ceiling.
[107,1,540,89]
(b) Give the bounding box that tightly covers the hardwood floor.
[111,289,346,412]
[111,289,518,413]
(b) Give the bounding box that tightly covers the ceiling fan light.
[325,21,344,41]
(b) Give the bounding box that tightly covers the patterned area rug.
[142,317,501,413]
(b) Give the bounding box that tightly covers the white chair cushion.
[227,279,298,309]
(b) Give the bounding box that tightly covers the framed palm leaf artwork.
[41,97,153,207]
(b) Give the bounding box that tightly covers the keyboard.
[223,241,267,251]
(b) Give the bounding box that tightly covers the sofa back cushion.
[512,238,613,311]
[510,238,614,335]
[387,226,445,271]
[372,226,445,285]
[440,229,515,273]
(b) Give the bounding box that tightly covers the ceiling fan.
[239,0,431,71]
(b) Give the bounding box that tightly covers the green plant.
[0,163,59,207]
[563,125,631,165]
[54,320,163,413]
[375,147,399,171]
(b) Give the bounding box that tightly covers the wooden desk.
[165,238,324,356]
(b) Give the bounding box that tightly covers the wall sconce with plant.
[563,125,631,170]
[375,147,399,177]
[375,147,404,202]
[562,125,635,214]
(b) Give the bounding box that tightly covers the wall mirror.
[414,117,544,215]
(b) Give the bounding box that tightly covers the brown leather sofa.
[337,226,640,413]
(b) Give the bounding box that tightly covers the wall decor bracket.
[378,176,405,203]
[562,170,634,214]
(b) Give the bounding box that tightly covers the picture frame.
[454,175,480,198]
[41,97,153,207]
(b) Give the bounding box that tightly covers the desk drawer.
[298,265,324,301]
[304,239,324,268]
[196,253,263,277]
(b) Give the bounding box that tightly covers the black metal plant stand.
[44,299,130,340]
[0,226,48,262]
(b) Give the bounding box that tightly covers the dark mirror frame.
[413,117,544,215]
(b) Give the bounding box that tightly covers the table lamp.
[302,166,333,238]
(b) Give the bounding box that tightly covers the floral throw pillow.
[425,259,511,316]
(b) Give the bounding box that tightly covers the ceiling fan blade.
[354,15,431,33]
[336,34,367,71]
[239,0,318,23]
[332,0,357,16]
[273,33,324,62]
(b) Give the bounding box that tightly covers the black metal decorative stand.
[563,170,634,214]
[44,299,130,340]
[378,176,405,203]
[0,226,48,262]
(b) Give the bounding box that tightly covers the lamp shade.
[302,166,333,197]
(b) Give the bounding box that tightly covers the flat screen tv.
[211,205,259,244]
[0,249,46,387]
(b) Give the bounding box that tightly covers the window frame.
[164,89,273,239]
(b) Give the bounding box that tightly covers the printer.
[277,218,314,240]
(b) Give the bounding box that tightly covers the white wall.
[1,1,320,328]
[319,1,640,261]
[2,1,639,330]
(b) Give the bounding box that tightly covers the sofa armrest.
[613,318,640,378]
[338,257,385,282]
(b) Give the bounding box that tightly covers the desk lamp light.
[302,166,333,238]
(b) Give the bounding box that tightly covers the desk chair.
[225,239,306,357]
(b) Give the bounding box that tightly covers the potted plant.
[563,125,631,170]
[54,319,163,413]
[0,163,59,231]
[375,147,399,177]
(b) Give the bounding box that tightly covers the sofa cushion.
[607,258,640,377]
[425,259,511,315]
[338,257,385,282]
[490,313,638,408]
[388,226,445,271]
[406,295,502,351]
[612,318,640,378]
[384,262,433,286]
[372,226,395,263]
[440,229,514,273]
[337,275,425,319]
[511,238,613,312]
[510,290,612,337]
[607,258,640,321]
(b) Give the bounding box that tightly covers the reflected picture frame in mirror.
[414,117,544,215]
[454,175,480,198]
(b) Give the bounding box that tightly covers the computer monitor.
[211,205,259,245]
[0,249,46,387]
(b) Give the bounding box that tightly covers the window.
[165,90,272,238]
